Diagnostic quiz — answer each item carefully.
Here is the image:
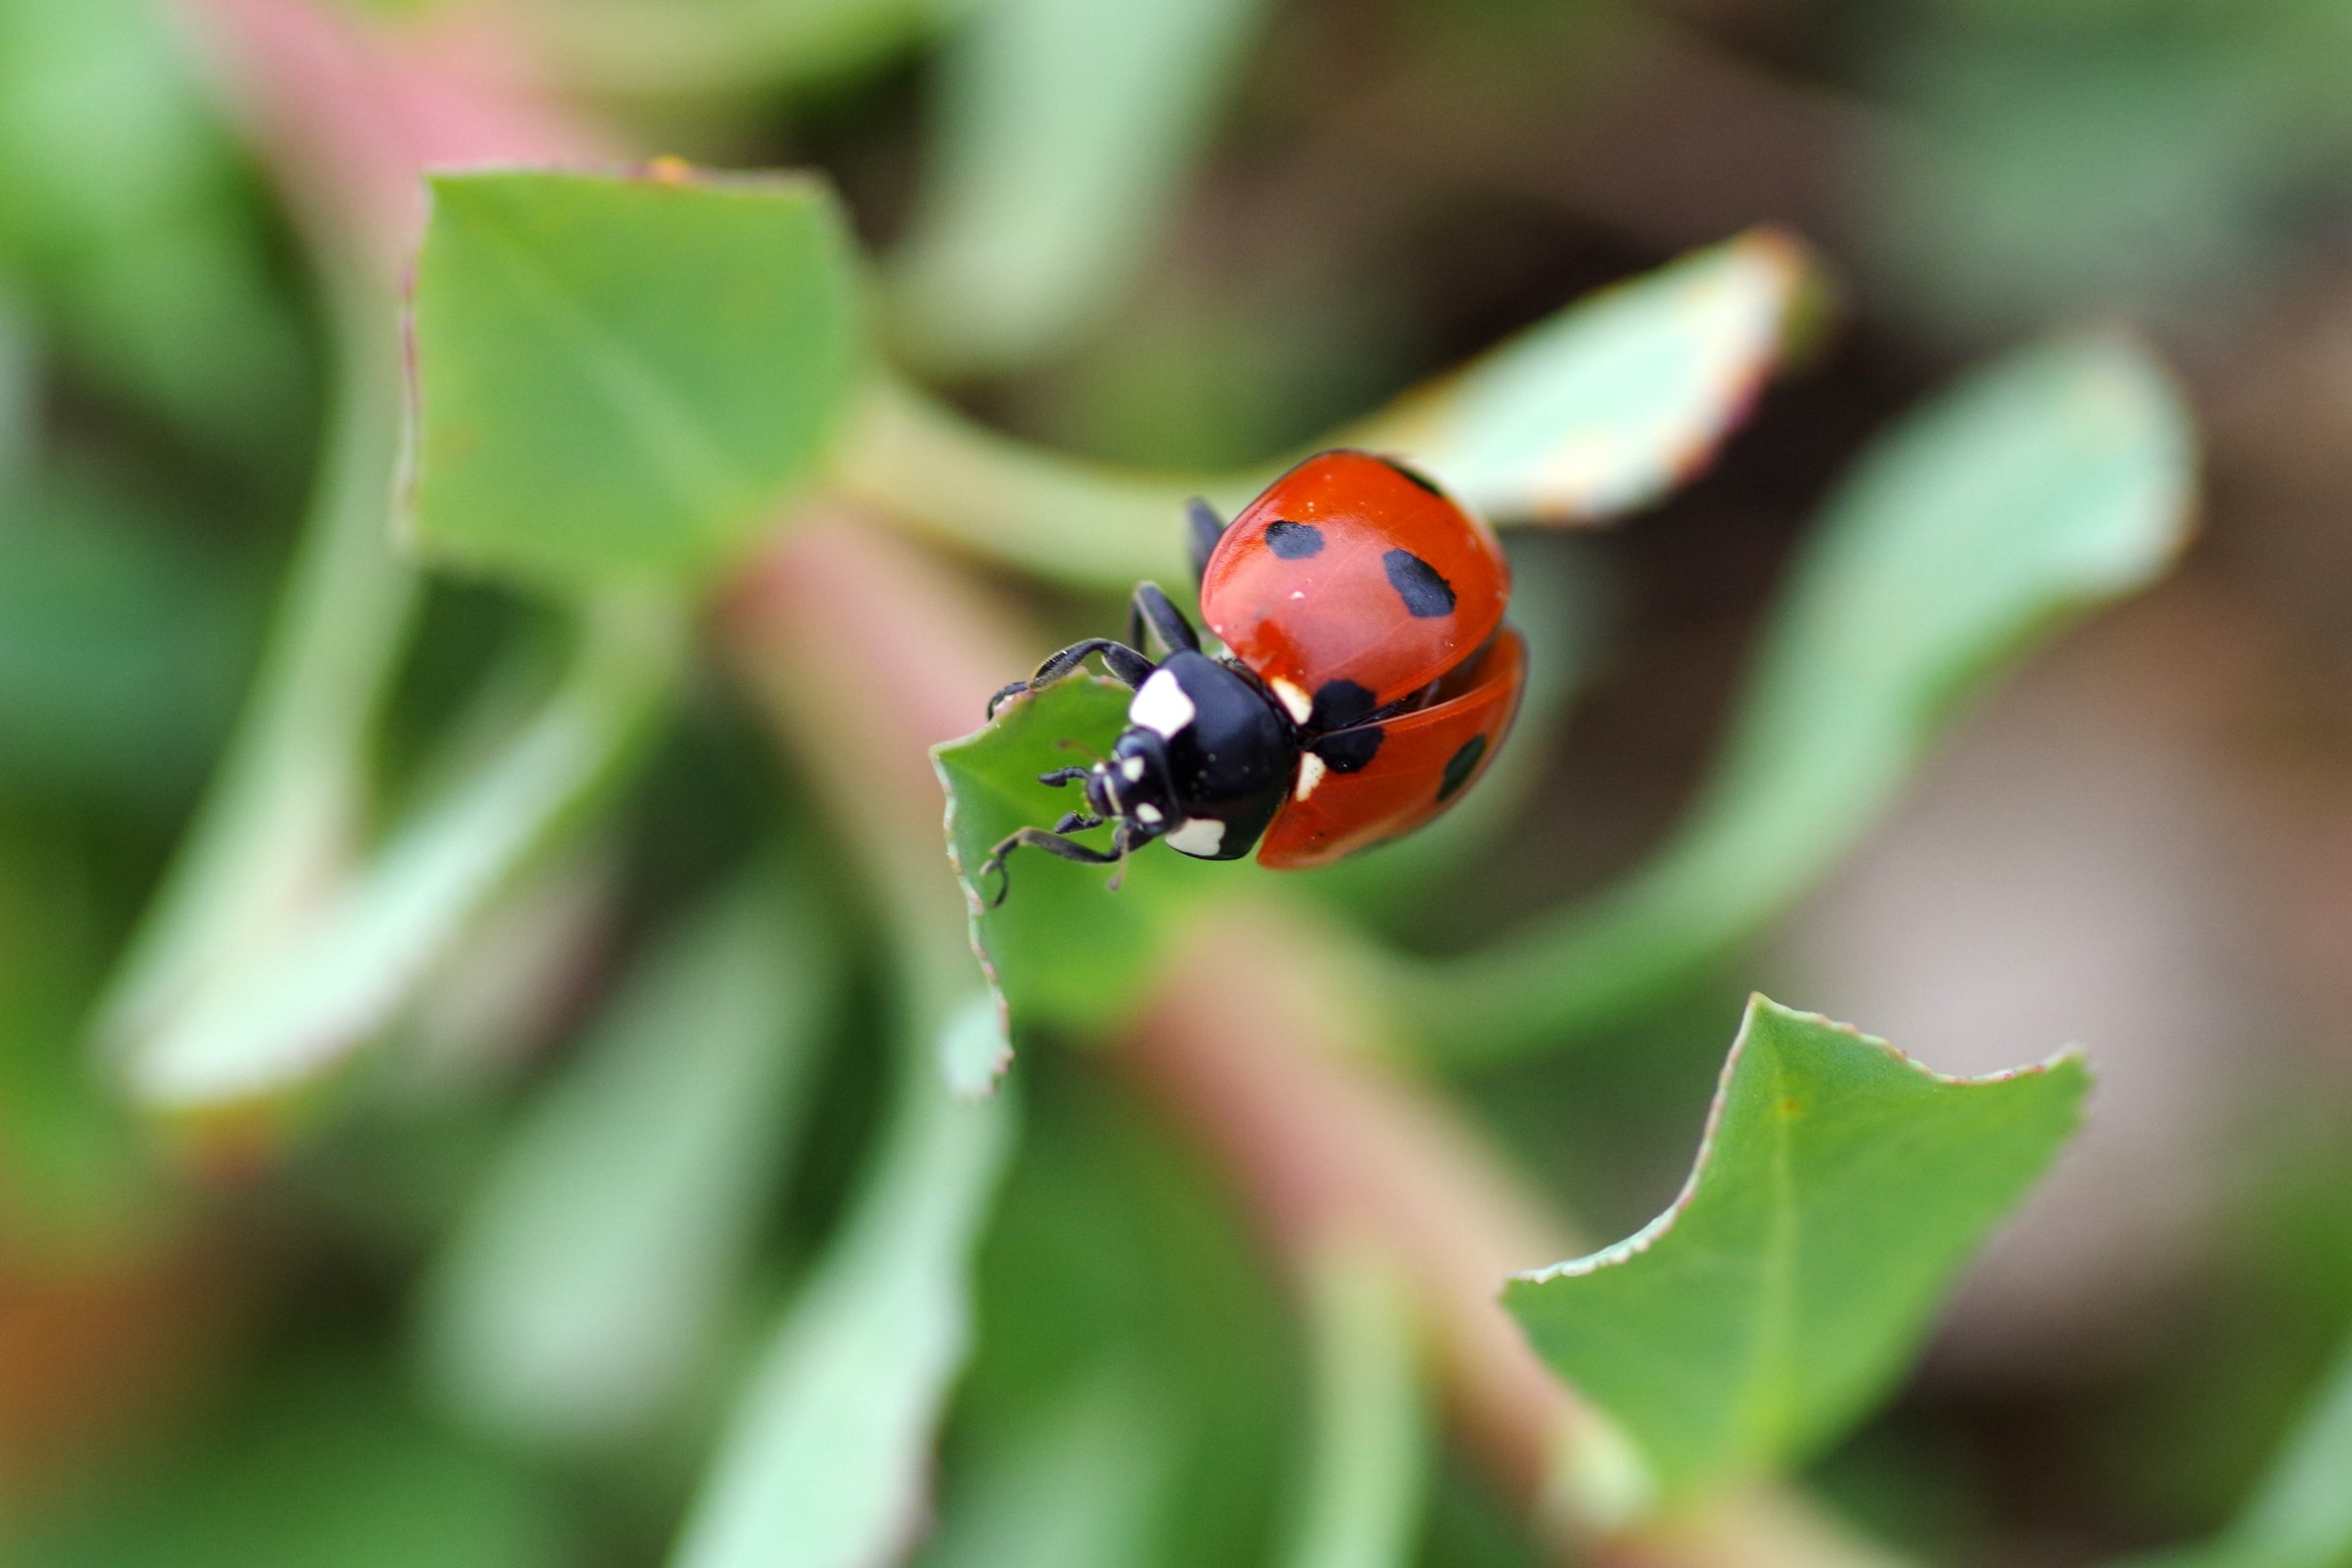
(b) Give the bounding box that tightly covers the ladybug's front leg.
[1186,498,1226,588]
[985,637,1156,717]
[977,823,1129,906]
[1127,582,1201,658]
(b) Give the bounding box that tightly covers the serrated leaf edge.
[1508,994,2086,1287]
[927,671,1133,1091]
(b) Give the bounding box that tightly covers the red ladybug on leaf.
[982,450,1524,900]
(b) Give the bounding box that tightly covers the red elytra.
[1200,451,1511,718]
[1199,450,1522,869]
[1259,623,1525,869]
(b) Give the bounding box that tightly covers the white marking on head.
[1294,752,1328,801]
[1166,817,1226,857]
[1269,677,1314,726]
[1134,802,1163,825]
[1129,668,1196,737]
[1121,755,1146,782]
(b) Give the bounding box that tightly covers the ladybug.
[981,449,1524,900]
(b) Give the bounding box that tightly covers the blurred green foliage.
[3,1,2349,1567]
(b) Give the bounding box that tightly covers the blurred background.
[3,0,2350,1565]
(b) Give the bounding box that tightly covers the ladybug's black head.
[1088,652,1296,862]
[1082,727,1179,842]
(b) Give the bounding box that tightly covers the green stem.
[126,589,683,1117]
[830,375,1243,593]
[97,270,417,1054]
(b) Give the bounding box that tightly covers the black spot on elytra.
[1313,726,1383,773]
[1437,733,1488,801]
[1264,520,1323,558]
[1382,550,1454,617]
[1381,457,1445,496]
[1308,678,1377,732]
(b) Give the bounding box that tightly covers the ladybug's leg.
[979,826,1123,906]
[1127,582,1201,657]
[1187,498,1226,588]
[985,637,1156,717]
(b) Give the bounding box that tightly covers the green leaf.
[669,996,1015,1568]
[932,674,1220,1045]
[1504,997,2087,1504]
[888,0,1269,375]
[417,867,837,1450]
[840,234,1807,593]
[407,168,862,589]
[1410,330,2195,1062]
[1349,230,1807,523]
[2118,1333,2352,1568]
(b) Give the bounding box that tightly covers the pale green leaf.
[669,997,1015,1568]
[1412,330,2195,1061]
[936,988,1012,1099]
[842,234,1806,593]
[125,592,679,1118]
[1505,997,2087,1503]
[417,869,837,1449]
[97,291,414,1061]
[888,0,1269,375]
[1350,230,1806,523]
[407,168,862,589]
[1277,1241,1430,1568]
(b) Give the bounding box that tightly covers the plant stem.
[831,375,1237,594]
